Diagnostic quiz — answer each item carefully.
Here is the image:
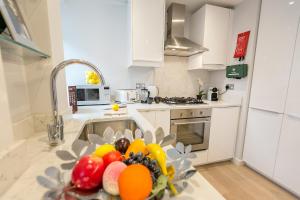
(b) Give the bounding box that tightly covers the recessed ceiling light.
[289,1,295,5]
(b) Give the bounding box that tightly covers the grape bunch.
[124,152,162,183]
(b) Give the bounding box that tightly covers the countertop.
[0,101,239,200]
[128,100,241,111]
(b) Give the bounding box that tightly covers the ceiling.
[166,0,244,14]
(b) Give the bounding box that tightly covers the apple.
[102,151,123,167]
[71,155,105,190]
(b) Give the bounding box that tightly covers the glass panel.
[177,123,204,146]
[86,89,99,100]
[0,34,50,60]
[76,89,85,101]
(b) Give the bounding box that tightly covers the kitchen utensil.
[207,87,219,101]
[147,85,159,98]
[147,97,153,104]
[115,89,137,104]
[140,88,149,103]
[154,96,161,104]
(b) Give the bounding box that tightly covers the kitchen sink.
[78,119,140,141]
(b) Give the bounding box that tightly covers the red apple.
[71,155,105,190]
[102,151,123,168]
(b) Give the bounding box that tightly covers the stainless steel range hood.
[164,3,208,57]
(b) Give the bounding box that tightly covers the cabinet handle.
[173,121,210,125]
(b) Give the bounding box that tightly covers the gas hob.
[160,97,205,105]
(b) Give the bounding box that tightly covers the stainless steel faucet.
[47,59,106,145]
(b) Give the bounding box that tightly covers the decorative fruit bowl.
[37,127,197,200]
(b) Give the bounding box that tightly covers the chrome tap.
[47,59,106,146]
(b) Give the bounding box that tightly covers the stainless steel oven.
[170,108,211,152]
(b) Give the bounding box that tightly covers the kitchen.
[0,0,299,199]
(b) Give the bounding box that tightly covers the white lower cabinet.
[208,107,240,163]
[140,107,241,166]
[155,110,170,136]
[139,110,170,136]
[139,110,156,127]
[274,115,300,196]
[243,108,283,178]
[192,150,208,166]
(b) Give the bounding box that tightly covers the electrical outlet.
[226,84,234,90]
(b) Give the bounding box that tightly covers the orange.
[118,164,152,200]
[125,139,147,159]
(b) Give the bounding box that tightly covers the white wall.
[0,0,67,151]
[209,0,262,160]
[61,0,155,94]
[61,0,210,98]
[0,51,14,151]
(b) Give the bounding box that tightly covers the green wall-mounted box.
[226,64,248,79]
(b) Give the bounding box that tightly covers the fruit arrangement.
[69,137,172,199]
[38,127,196,200]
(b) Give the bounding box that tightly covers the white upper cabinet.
[243,108,283,178]
[189,4,232,70]
[128,0,165,68]
[249,0,300,113]
[285,21,300,118]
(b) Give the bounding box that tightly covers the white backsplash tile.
[154,56,210,97]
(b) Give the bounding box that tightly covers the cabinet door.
[243,108,283,178]
[208,107,239,162]
[202,5,231,65]
[249,0,300,113]
[274,115,300,197]
[285,21,300,118]
[155,110,170,136]
[139,111,156,127]
[189,5,231,68]
[131,0,164,64]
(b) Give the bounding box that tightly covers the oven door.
[170,117,210,152]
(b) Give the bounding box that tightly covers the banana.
[146,144,178,195]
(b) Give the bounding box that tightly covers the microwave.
[76,85,111,105]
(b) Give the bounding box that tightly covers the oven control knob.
[180,113,183,117]
[200,111,203,115]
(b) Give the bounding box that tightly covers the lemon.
[112,104,119,111]
[93,144,116,157]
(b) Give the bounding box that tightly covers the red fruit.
[71,155,105,190]
[102,151,123,167]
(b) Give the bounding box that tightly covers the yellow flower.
[86,71,101,85]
